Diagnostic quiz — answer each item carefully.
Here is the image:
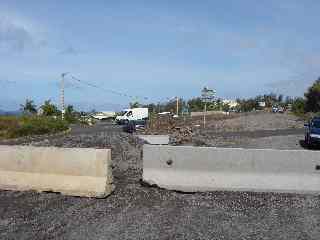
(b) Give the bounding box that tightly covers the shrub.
[305,78,320,112]
[0,116,69,139]
[291,97,306,116]
[0,116,19,131]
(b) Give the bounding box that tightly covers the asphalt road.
[0,122,320,240]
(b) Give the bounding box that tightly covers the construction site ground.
[1,112,319,240]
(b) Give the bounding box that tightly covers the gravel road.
[0,114,320,240]
[205,112,302,132]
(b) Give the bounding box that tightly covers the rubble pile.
[143,115,176,135]
[169,126,193,145]
[140,115,194,145]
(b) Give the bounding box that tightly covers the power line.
[69,75,149,101]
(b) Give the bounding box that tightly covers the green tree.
[64,105,78,123]
[292,97,306,115]
[20,99,37,115]
[129,101,140,108]
[187,97,205,112]
[41,100,59,116]
[236,98,259,112]
[305,78,320,112]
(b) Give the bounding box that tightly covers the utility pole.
[61,73,68,120]
[176,97,179,116]
[203,102,207,128]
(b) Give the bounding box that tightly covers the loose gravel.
[206,112,303,132]
[0,115,319,240]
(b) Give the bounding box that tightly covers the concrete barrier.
[0,145,114,198]
[143,145,320,194]
[138,135,169,145]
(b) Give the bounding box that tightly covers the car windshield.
[312,120,320,128]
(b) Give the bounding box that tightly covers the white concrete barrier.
[0,145,114,198]
[143,145,320,194]
[138,135,169,145]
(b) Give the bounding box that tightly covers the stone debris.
[170,126,193,145]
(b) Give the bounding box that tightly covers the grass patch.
[0,115,69,139]
[291,111,320,121]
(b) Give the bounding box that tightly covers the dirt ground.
[191,112,307,150]
[1,112,320,240]
[205,112,302,132]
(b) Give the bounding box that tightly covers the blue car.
[305,117,320,147]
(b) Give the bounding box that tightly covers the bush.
[0,116,69,139]
[0,116,19,131]
[305,78,320,112]
[291,97,306,116]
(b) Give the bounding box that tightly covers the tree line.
[135,94,292,114]
[20,99,78,123]
[133,77,320,116]
[20,77,320,119]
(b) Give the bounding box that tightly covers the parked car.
[272,106,284,113]
[277,107,284,113]
[272,106,278,113]
[304,117,320,147]
[122,120,136,133]
[91,111,115,120]
[122,119,146,133]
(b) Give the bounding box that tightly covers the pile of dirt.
[141,115,194,145]
[143,115,176,135]
[169,126,193,145]
[143,113,236,135]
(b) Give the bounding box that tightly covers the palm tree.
[20,99,37,115]
[41,100,59,116]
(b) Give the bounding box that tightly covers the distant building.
[222,99,238,108]
[258,102,266,108]
[37,108,44,116]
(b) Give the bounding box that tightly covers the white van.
[115,108,149,124]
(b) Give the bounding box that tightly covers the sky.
[1,0,320,111]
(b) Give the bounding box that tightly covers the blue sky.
[1,0,320,111]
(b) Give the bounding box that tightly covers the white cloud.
[0,11,48,53]
[0,17,34,52]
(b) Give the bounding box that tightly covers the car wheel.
[306,137,313,149]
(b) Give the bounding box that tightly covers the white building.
[222,99,238,108]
